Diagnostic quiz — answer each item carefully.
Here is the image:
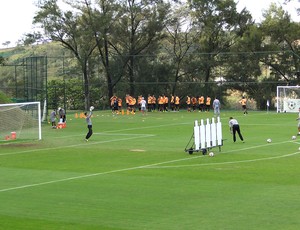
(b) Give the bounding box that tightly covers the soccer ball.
[292,135,296,140]
[90,106,95,111]
[288,100,296,110]
[267,138,272,143]
[209,152,214,157]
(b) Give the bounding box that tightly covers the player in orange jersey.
[206,96,211,112]
[198,95,205,112]
[170,94,175,111]
[147,94,153,112]
[164,95,169,112]
[239,96,248,115]
[191,96,197,111]
[186,96,191,112]
[175,95,180,111]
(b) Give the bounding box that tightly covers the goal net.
[277,86,300,113]
[0,102,42,141]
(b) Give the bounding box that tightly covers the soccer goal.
[0,102,42,141]
[277,86,300,113]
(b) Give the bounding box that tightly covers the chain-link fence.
[1,51,296,111]
[0,56,47,105]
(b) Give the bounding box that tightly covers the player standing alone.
[213,97,221,117]
[239,96,248,115]
[229,117,244,143]
[85,106,94,141]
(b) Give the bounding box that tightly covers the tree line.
[2,0,300,110]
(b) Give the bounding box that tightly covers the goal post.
[277,86,300,113]
[0,102,42,141]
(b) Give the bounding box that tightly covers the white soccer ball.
[90,106,94,111]
[209,152,214,157]
[267,138,272,143]
[292,135,297,140]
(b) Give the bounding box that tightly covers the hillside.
[0,42,77,80]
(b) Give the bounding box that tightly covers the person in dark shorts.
[85,107,94,141]
[229,117,244,143]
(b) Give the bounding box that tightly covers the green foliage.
[0,90,11,103]
[47,78,104,110]
[260,3,300,83]
[1,0,300,110]
[0,56,5,65]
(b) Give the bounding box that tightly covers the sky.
[0,0,299,48]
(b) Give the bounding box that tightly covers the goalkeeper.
[85,106,94,141]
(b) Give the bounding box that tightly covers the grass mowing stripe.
[47,121,190,140]
[100,121,191,133]
[1,121,190,156]
[0,134,155,156]
[1,111,300,229]
[0,154,199,193]
[223,139,298,153]
[0,140,296,193]
[147,152,300,168]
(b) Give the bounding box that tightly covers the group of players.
[109,94,214,113]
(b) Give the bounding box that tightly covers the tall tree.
[187,0,253,83]
[110,0,169,96]
[33,0,98,110]
[81,0,118,101]
[163,3,201,95]
[260,3,300,84]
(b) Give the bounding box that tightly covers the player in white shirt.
[213,97,221,117]
[229,117,244,143]
[140,97,147,115]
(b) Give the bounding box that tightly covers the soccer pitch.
[0,110,300,229]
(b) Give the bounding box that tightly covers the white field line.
[49,122,191,140]
[147,152,300,169]
[0,140,298,193]
[0,121,191,156]
[0,114,296,192]
[0,134,155,157]
[40,122,190,141]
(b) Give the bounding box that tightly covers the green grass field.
[1,109,300,230]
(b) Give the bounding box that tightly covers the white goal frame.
[0,101,42,140]
[277,86,300,113]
